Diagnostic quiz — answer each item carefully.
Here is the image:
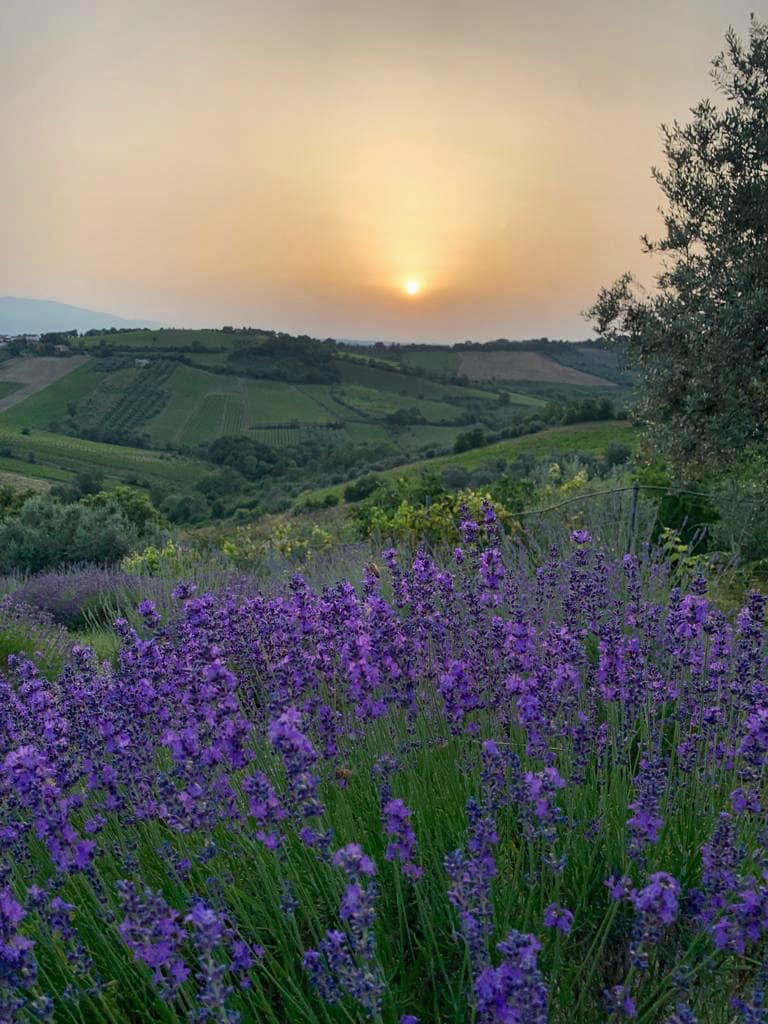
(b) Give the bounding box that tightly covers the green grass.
[495,389,547,408]
[336,349,402,370]
[544,343,633,385]
[0,360,104,429]
[298,420,637,503]
[0,468,52,492]
[333,384,460,423]
[0,455,73,483]
[390,423,483,451]
[243,380,334,424]
[500,379,634,406]
[336,360,491,401]
[0,380,22,400]
[393,347,460,375]
[144,365,240,446]
[189,351,230,367]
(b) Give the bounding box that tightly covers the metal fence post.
[628,481,640,554]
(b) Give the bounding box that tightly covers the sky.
[0,1,758,342]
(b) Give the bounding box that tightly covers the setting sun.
[404,280,421,296]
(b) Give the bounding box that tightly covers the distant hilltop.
[0,296,163,335]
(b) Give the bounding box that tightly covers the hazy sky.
[0,1,757,341]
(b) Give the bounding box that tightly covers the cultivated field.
[457,350,616,386]
[0,354,89,412]
[0,426,208,489]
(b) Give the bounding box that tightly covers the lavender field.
[0,508,764,1024]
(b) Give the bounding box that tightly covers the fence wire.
[499,481,768,567]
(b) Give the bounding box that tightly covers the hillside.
[296,420,636,506]
[0,329,633,522]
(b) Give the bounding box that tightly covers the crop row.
[105,360,176,433]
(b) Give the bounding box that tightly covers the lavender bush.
[7,568,143,629]
[0,597,71,677]
[0,512,766,1022]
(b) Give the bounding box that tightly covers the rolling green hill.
[297,420,637,506]
[0,329,633,522]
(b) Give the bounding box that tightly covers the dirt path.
[0,355,90,413]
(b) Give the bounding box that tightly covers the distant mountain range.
[0,297,163,335]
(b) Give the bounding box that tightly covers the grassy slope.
[336,359,491,400]
[544,343,633,384]
[0,426,207,488]
[298,420,636,503]
[395,347,460,375]
[0,360,108,428]
[79,328,246,350]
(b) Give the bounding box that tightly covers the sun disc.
[405,279,421,296]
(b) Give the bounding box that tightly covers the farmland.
[0,354,89,413]
[0,332,632,521]
[0,425,207,489]
[455,349,615,386]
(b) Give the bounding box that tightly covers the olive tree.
[588,17,768,475]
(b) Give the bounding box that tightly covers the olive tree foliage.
[588,17,768,476]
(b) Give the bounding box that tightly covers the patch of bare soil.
[457,351,615,387]
[0,356,90,412]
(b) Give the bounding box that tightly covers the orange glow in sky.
[0,0,757,341]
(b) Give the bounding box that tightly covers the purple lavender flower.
[630,872,680,929]
[268,707,325,822]
[382,798,423,881]
[243,770,287,849]
[710,884,768,953]
[605,875,633,902]
[604,984,637,1018]
[446,798,499,970]
[543,902,573,934]
[185,900,242,1020]
[303,948,341,1005]
[626,755,666,857]
[665,1005,698,1024]
[0,886,38,993]
[474,930,548,1023]
[117,882,189,998]
[332,843,377,880]
[458,504,480,544]
[731,963,767,1023]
